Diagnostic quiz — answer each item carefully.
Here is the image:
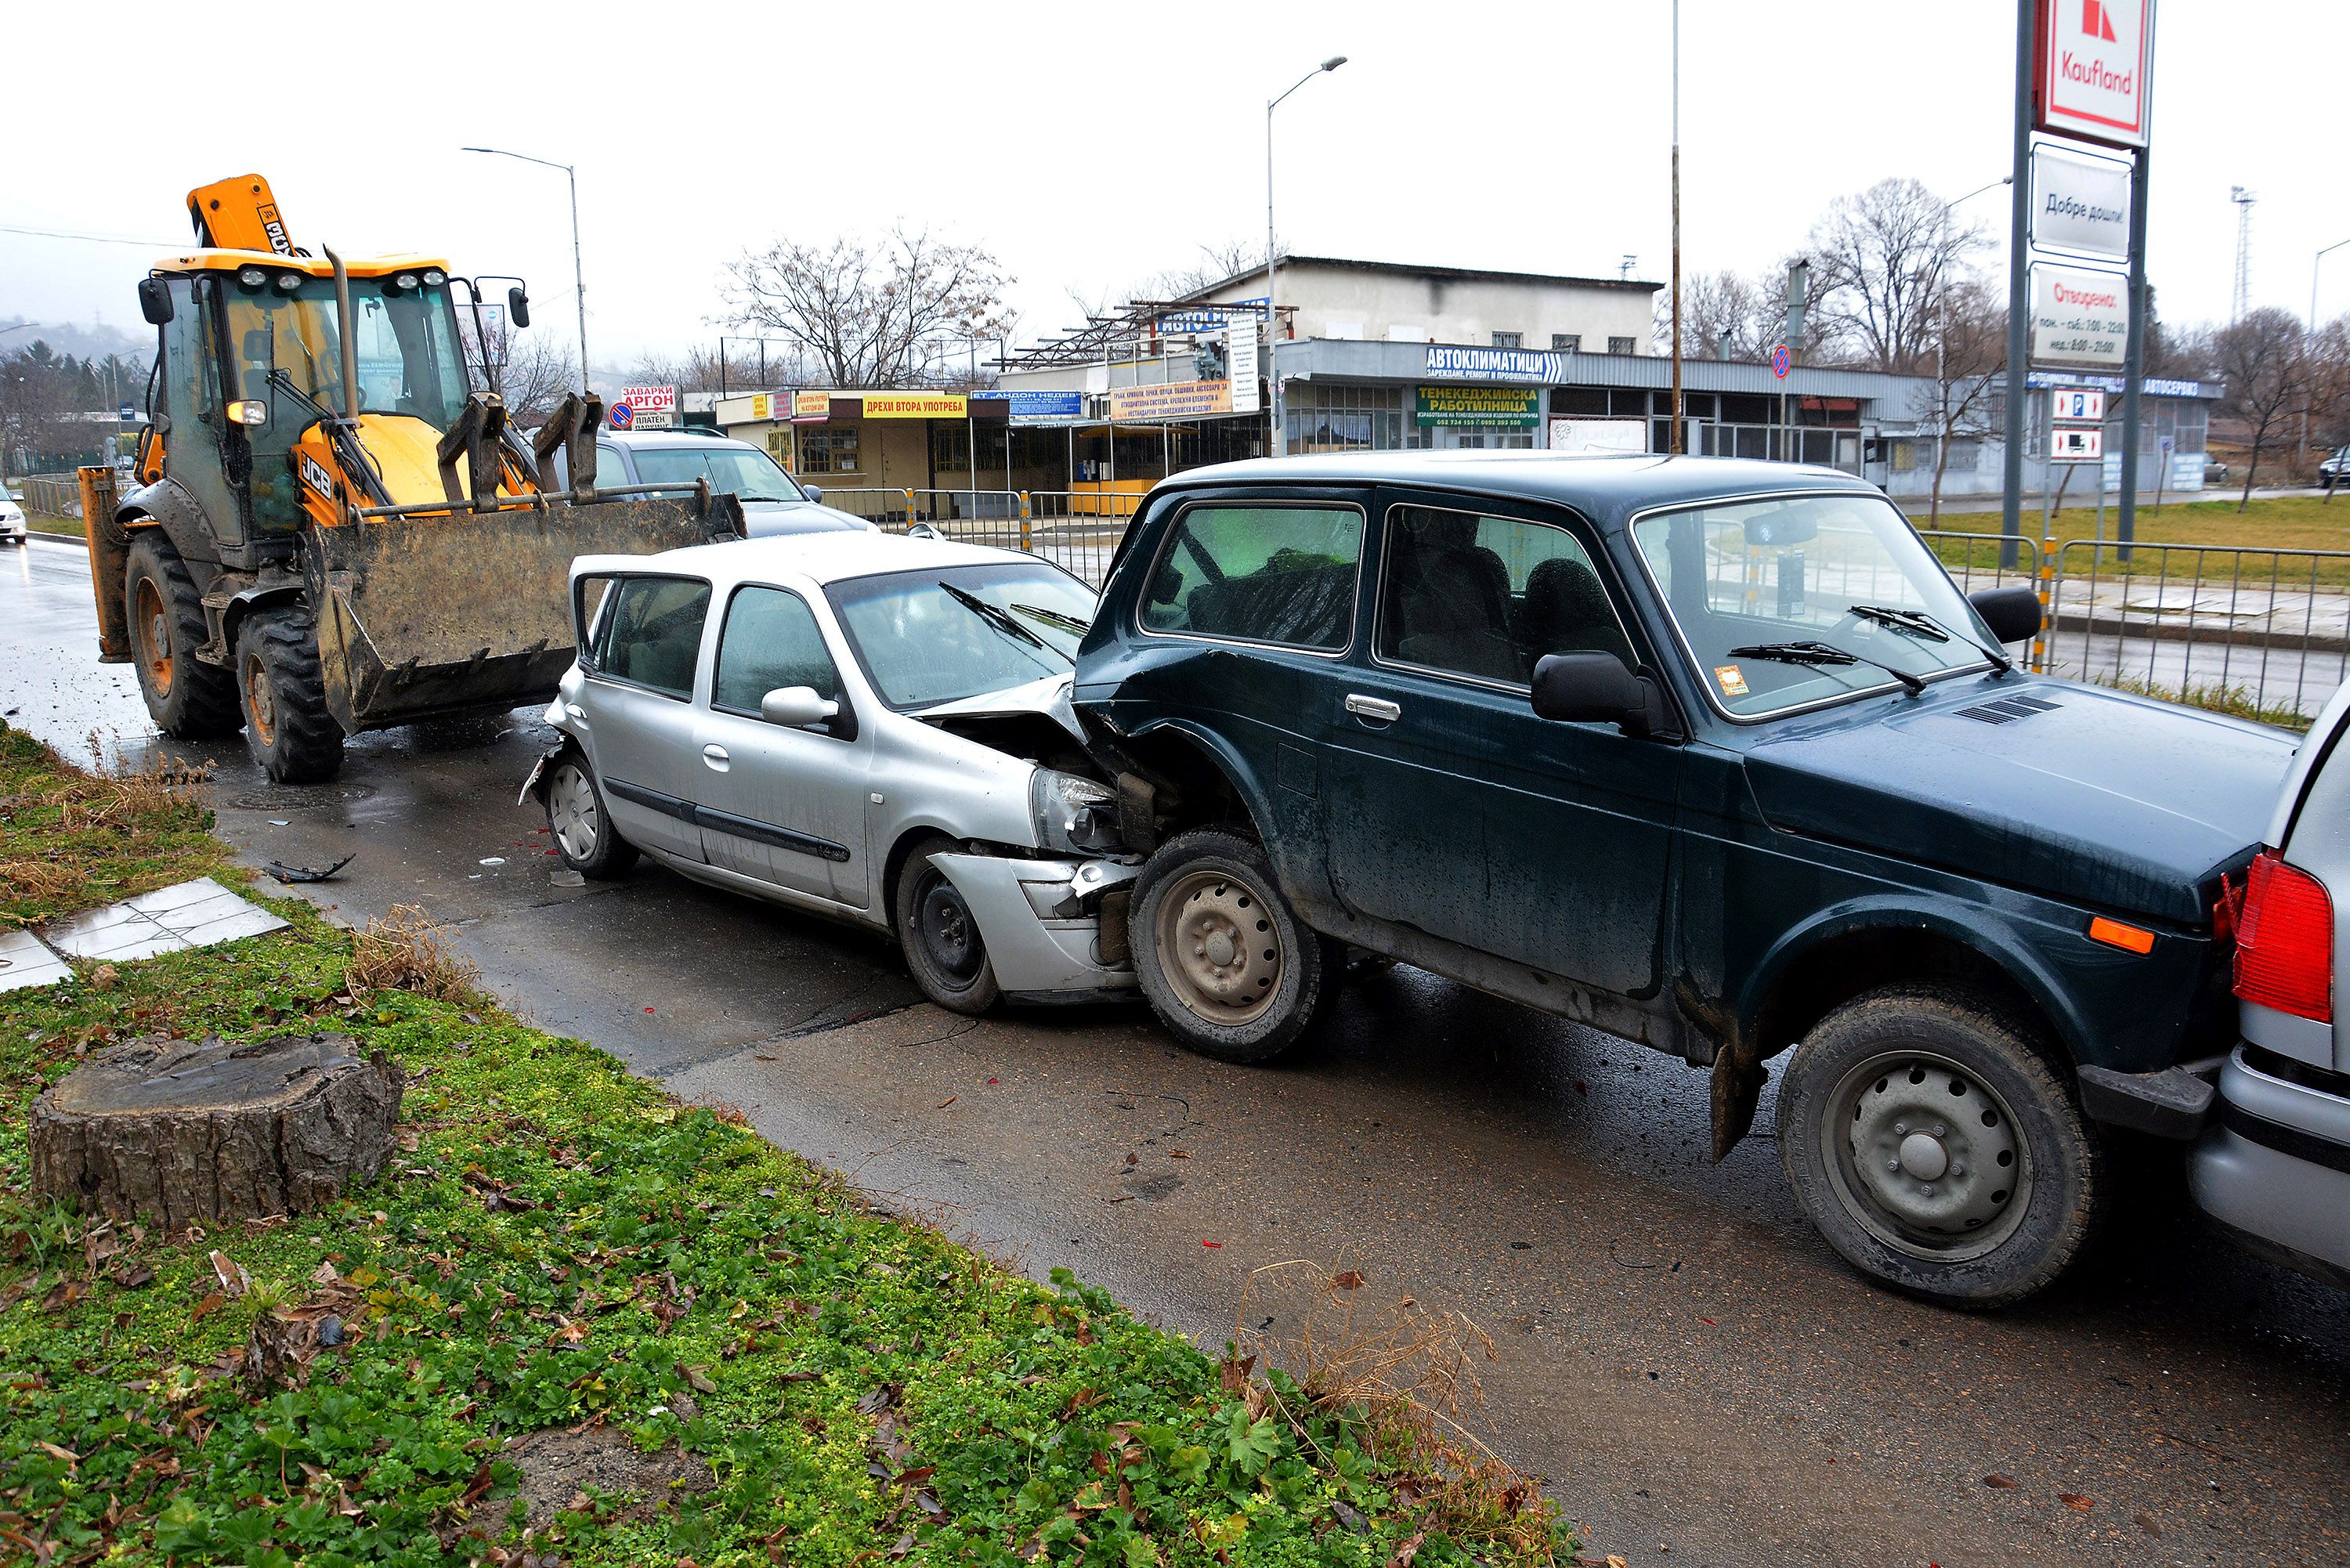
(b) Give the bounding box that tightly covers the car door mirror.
[137,278,174,326]
[1969,585,2042,645]
[506,286,530,329]
[1531,652,1645,725]
[761,685,840,728]
[801,483,822,503]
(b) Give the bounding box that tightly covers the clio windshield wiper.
[1010,602,1091,636]
[938,581,1055,656]
[1729,640,1928,697]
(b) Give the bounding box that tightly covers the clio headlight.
[1030,768,1118,855]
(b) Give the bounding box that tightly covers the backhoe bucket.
[300,494,742,733]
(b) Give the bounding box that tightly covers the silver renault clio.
[522,530,1136,1011]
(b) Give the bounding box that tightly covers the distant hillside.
[0,316,152,363]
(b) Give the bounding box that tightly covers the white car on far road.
[521,530,1137,1012]
[0,494,27,546]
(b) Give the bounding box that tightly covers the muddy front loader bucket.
[300,493,742,734]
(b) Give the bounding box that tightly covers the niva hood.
[1741,678,2299,925]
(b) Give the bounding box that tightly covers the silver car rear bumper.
[927,852,1138,1001]
[2189,1046,2350,1284]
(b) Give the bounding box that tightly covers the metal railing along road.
[1916,526,2350,722]
[808,486,1137,587]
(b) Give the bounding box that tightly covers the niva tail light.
[2233,848,2334,1023]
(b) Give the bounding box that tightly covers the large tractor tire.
[235,610,345,784]
[124,533,241,739]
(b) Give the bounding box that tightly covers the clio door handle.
[702,743,730,771]
[1344,694,1402,722]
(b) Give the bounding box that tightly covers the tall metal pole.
[1669,0,1683,455]
[1266,99,1279,460]
[462,148,589,392]
[565,161,587,391]
[1265,58,1346,463]
[2117,143,2150,562]
[1998,0,2034,569]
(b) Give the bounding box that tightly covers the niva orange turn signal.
[2087,916,2155,955]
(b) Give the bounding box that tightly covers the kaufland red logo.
[2083,0,2118,42]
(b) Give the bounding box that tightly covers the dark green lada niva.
[1071,453,2297,1307]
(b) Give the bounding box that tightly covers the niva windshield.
[1631,493,1996,718]
[828,562,1097,710]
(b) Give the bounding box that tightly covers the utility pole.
[2117,146,2151,562]
[461,147,589,391]
[2230,188,2258,325]
[1266,56,1347,462]
[1669,0,1683,455]
[1998,0,2034,569]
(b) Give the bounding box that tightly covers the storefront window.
[1286,385,1405,454]
[799,428,860,474]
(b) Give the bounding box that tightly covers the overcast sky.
[4,1,2341,378]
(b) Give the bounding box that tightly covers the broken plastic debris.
[548,868,585,888]
[265,854,354,885]
[478,857,505,866]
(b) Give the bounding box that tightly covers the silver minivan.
[2191,678,2350,1285]
[563,429,877,540]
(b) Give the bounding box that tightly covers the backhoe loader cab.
[90,175,743,783]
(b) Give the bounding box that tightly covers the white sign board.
[2050,387,2106,422]
[2050,425,2105,462]
[1227,323,1260,416]
[1548,417,1648,455]
[2031,266,2130,367]
[2039,0,2153,149]
[2032,145,2132,260]
[617,383,678,429]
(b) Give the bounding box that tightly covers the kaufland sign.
[2038,0,2154,149]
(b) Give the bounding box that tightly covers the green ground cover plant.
[0,725,1571,1566]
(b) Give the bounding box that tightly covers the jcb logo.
[258,203,293,256]
[299,452,336,501]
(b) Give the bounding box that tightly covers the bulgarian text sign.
[1425,344,1567,383]
[2032,144,2132,260]
[1548,418,1647,455]
[1228,323,1260,415]
[2037,0,2154,149]
[862,393,967,419]
[793,390,831,422]
[972,389,1085,424]
[617,384,677,429]
[1107,380,1234,421]
[2030,266,2130,367]
[1416,385,1539,428]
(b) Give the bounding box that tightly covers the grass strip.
[0,725,1571,1566]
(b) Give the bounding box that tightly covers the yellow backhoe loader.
[81,173,742,782]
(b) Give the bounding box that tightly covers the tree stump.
[30,1033,403,1230]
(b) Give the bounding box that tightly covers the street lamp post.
[1266,56,1347,460]
[2304,238,2350,468]
[461,146,589,391]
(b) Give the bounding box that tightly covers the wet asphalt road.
[6,533,2348,1566]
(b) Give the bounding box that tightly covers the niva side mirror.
[1531,652,1645,728]
[1969,584,2043,645]
[507,287,531,329]
[137,278,174,327]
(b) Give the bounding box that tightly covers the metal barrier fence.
[1918,526,2350,722]
[13,475,84,519]
[810,486,1137,587]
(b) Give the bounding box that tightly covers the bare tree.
[466,320,578,427]
[2214,307,2308,510]
[1918,279,2008,525]
[725,228,1010,389]
[1655,268,1784,359]
[1144,239,1273,301]
[2304,316,2350,502]
[0,341,84,479]
[1804,178,1987,372]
